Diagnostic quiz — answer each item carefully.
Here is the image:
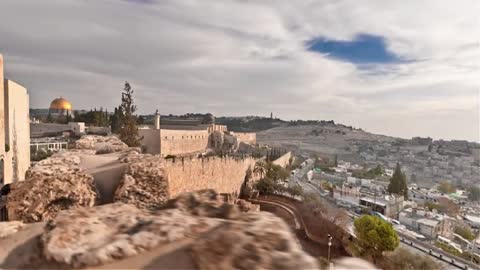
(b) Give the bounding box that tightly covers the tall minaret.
[0,54,5,159]
[154,109,160,130]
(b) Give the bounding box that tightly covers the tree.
[437,180,456,194]
[110,107,123,134]
[255,178,275,195]
[454,225,475,241]
[254,160,267,179]
[118,81,141,147]
[384,247,439,270]
[287,185,303,197]
[387,163,408,199]
[46,112,53,123]
[410,174,417,183]
[468,186,480,201]
[65,111,72,124]
[334,154,338,167]
[354,215,399,263]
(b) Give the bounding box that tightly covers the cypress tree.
[388,163,408,199]
[118,81,141,147]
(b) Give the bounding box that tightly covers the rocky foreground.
[0,190,318,269]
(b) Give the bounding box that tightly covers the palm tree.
[254,160,267,179]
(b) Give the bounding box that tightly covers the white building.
[0,54,30,184]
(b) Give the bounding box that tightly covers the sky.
[0,0,479,142]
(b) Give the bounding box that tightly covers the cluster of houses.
[310,160,480,258]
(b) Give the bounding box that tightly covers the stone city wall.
[229,132,256,145]
[272,151,293,168]
[164,156,257,198]
[30,123,73,137]
[207,124,227,133]
[138,129,161,154]
[160,129,209,156]
[4,80,30,183]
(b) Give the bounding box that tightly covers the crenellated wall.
[160,129,209,156]
[163,156,257,197]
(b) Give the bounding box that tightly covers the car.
[391,219,400,225]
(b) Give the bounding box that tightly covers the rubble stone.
[0,221,25,238]
[41,203,220,268]
[113,155,168,209]
[191,211,318,270]
[75,135,128,154]
[37,190,317,269]
[5,152,99,223]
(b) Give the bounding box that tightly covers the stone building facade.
[139,112,256,157]
[0,55,31,184]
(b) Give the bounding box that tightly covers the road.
[289,159,478,270]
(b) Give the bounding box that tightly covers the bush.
[31,149,53,162]
[287,185,303,197]
[255,178,275,195]
[383,247,440,270]
[454,225,475,241]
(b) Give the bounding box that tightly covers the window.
[165,136,168,140]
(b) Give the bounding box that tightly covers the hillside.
[256,124,396,162]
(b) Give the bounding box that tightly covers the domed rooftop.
[49,97,72,111]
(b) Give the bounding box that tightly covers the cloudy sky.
[1,0,479,141]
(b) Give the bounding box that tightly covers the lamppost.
[327,233,333,263]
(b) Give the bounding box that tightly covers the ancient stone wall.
[4,80,30,183]
[229,132,256,145]
[160,129,209,156]
[207,124,227,133]
[164,156,257,198]
[272,151,293,168]
[139,129,161,154]
[30,123,73,137]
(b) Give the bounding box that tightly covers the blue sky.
[0,0,478,141]
[307,34,405,64]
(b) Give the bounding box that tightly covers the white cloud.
[0,0,478,141]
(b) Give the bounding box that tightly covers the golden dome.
[49,97,72,111]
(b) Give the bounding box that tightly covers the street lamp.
[327,234,333,263]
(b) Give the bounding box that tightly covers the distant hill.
[215,116,340,132]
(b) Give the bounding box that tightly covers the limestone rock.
[118,149,151,163]
[6,153,99,223]
[114,155,168,209]
[2,190,320,269]
[0,220,25,238]
[41,203,220,268]
[191,211,318,270]
[236,199,260,212]
[160,189,240,219]
[75,135,128,154]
